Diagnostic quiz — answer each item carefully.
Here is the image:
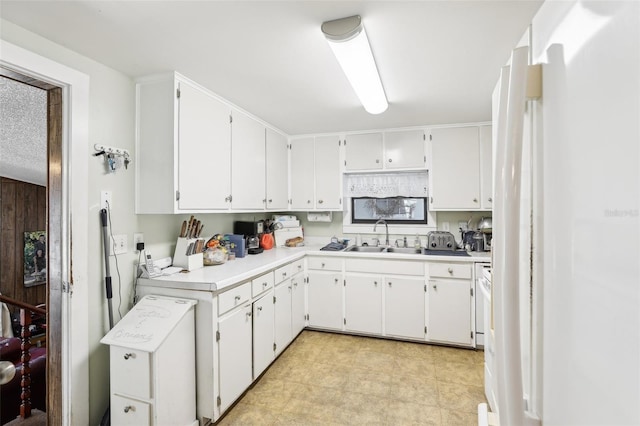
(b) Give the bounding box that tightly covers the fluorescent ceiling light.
[322,15,388,115]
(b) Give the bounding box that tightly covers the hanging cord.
[132,250,142,306]
[105,201,123,320]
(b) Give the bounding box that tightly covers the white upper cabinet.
[479,125,493,210]
[136,73,232,213]
[430,126,481,210]
[344,133,383,171]
[290,135,342,211]
[314,135,342,209]
[383,129,426,169]
[231,109,266,210]
[290,137,315,210]
[265,128,289,210]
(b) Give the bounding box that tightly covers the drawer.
[307,256,342,271]
[218,282,251,315]
[111,394,151,425]
[345,258,425,276]
[110,347,151,399]
[274,263,293,283]
[429,262,472,279]
[252,272,274,297]
[290,259,304,276]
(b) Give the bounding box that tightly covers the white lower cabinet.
[218,302,253,414]
[111,394,151,425]
[344,275,382,335]
[307,271,343,330]
[427,262,474,346]
[385,277,426,339]
[274,279,293,355]
[252,290,275,378]
[291,273,306,337]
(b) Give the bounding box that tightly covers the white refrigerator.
[482,1,640,425]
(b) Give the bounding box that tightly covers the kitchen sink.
[344,246,386,253]
[384,247,424,254]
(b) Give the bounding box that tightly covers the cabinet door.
[307,272,343,330]
[265,128,289,210]
[111,395,151,426]
[290,137,315,209]
[177,80,231,210]
[344,275,382,335]
[428,278,473,346]
[253,290,274,378]
[274,280,293,355]
[479,125,493,210]
[385,277,425,339]
[291,274,306,337]
[344,133,383,171]
[384,129,426,169]
[231,109,266,209]
[314,135,342,209]
[218,304,252,413]
[430,126,481,210]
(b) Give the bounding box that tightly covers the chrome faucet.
[373,219,389,247]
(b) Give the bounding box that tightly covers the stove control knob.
[447,242,452,248]
[431,242,437,248]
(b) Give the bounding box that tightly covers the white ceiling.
[0,1,542,135]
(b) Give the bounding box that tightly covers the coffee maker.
[233,221,264,254]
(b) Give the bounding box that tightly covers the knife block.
[173,237,203,271]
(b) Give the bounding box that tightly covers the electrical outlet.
[101,190,112,210]
[111,234,127,255]
[442,221,450,231]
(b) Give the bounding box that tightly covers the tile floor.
[218,330,486,425]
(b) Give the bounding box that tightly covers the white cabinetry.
[136,73,232,213]
[383,129,426,169]
[290,136,342,210]
[479,125,493,210]
[427,262,474,346]
[274,278,293,356]
[265,128,289,210]
[344,275,382,335]
[345,258,426,340]
[217,283,253,413]
[101,295,197,426]
[291,271,306,337]
[252,290,274,378]
[344,132,383,170]
[344,130,426,171]
[430,126,481,210]
[307,256,343,330]
[230,109,265,210]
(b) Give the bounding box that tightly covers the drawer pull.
[257,306,263,312]
[235,295,241,301]
[448,267,453,274]
[388,282,392,287]
[374,281,378,286]
[283,272,287,278]
[293,282,298,287]
[124,406,134,413]
[262,282,268,287]
[321,262,325,268]
[123,353,134,360]
[246,311,252,318]
[433,284,438,290]
[334,278,339,284]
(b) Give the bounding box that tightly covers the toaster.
[426,231,457,251]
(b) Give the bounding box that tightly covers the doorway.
[0,69,63,424]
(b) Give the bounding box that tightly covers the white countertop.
[138,244,491,293]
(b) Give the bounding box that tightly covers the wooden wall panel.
[0,177,47,311]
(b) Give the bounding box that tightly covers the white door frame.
[1,39,90,425]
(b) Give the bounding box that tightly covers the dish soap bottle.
[414,234,421,249]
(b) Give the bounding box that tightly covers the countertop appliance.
[481,3,639,425]
[426,231,457,251]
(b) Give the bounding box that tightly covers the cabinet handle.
[376,159,380,163]
[263,282,268,288]
[388,158,392,162]
[246,311,252,318]
[262,198,267,203]
[488,197,492,202]
[334,278,339,284]
[318,199,324,204]
[293,282,298,287]
[433,284,438,290]
[388,282,392,287]
[473,198,478,203]
[257,306,263,312]
[268,199,273,203]
[321,262,325,268]
[448,267,453,274]
[123,353,135,360]
[288,286,292,290]
[283,272,287,278]
[124,406,134,413]
[235,295,241,301]
[374,281,378,286]
[307,200,311,204]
